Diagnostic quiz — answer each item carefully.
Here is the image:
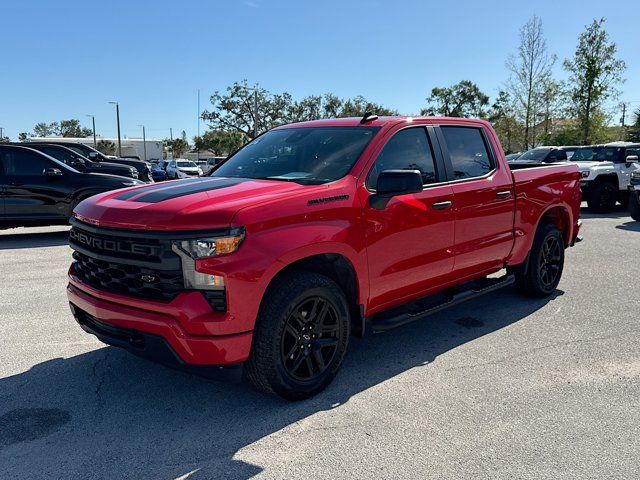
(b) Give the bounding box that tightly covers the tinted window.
[367,128,437,188]
[34,146,81,166]
[212,127,379,184]
[1,148,53,176]
[571,147,619,162]
[441,127,493,179]
[517,148,552,161]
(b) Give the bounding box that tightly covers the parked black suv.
[0,145,143,229]
[19,143,138,180]
[31,141,154,183]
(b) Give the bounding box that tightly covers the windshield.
[517,148,551,161]
[177,160,197,168]
[571,147,619,162]
[211,126,380,184]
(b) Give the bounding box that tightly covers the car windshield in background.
[211,126,380,184]
[571,147,618,162]
[177,161,197,167]
[516,148,552,161]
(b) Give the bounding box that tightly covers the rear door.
[2,147,70,220]
[435,125,515,278]
[362,125,455,309]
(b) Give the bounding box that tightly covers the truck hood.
[73,176,307,231]
[574,161,613,171]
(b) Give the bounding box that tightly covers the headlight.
[581,171,590,178]
[172,229,245,259]
[198,168,203,175]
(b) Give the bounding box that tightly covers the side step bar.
[370,274,515,333]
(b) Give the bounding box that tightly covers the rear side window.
[367,127,437,188]
[441,127,493,180]
[2,149,53,176]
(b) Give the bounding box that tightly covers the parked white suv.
[571,143,640,212]
[165,159,203,179]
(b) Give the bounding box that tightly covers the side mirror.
[375,169,423,197]
[44,167,63,178]
[71,160,84,169]
[88,152,98,160]
[626,155,639,164]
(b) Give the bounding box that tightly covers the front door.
[1,147,70,221]
[362,126,455,310]
[436,125,515,278]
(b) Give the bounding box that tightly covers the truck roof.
[273,116,490,129]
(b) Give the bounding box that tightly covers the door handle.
[496,191,511,199]
[432,200,452,210]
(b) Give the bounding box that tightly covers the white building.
[27,136,164,161]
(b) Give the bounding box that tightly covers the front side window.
[367,127,437,189]
[212,126,379,184]
[441,127,493,179]
[1,149,54,176]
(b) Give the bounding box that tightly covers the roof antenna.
[360,112,379,124]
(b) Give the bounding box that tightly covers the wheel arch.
[259,251,364,336]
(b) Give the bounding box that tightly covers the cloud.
[243,0,259,7]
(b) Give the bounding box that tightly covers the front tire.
[630,192,640,221]
[587,181,617,213]
[245,272,350,400]
[514,223,565,297]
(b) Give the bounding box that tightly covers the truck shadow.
[0,229,70,250]
[616,221,640,232]
[0,287,563,480]
[579,205,630,220]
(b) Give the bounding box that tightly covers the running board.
[370,274,515,333]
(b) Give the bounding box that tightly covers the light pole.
[137,124,147,161]
[108,101,122,157]
[0,127,4,140]
[86,115,96,147]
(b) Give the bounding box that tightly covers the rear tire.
[587,181,617,213]
[630,192,640,221]
[514,223,565,297]
[245,272,350,400]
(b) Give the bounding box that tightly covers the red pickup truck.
[67,115,582,399]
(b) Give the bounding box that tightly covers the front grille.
[73,251,183,301]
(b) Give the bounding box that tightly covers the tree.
[488,91,524,153]
[563,18,626,144]
[0,135,9,143]
[96,140,116,155]
[31,119,93,138]
[421,80,489,118]
[506,15,556,149]
[193,130,244,156]
[625,108,640,142]
[202,80,293,139]
[18,132,29,141]
[165,132,190,159]
[33,122,53,137]
[202,80,398,140]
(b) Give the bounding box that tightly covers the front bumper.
[67,271,253,370]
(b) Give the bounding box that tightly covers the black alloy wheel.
[537,234,562,290]
[280,296,341,381]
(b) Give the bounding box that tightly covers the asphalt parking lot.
[1,206,639,480]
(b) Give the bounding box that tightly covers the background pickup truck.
[67,115,582,400]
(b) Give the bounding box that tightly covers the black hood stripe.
[115,177,204,201]
[129,177,248,203]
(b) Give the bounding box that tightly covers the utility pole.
[621,102,627,128]
[197,89,200,161]
[0,127,4,140]
[138,125,147,161]
[109,101,122,157]
[86,115,96,147]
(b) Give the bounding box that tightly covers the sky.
[1,0,639,141]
